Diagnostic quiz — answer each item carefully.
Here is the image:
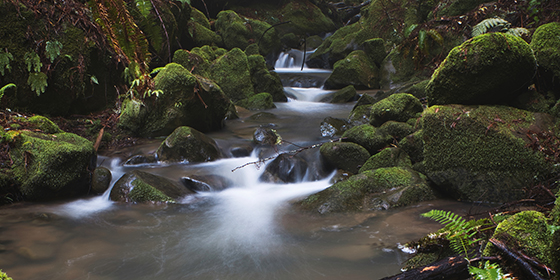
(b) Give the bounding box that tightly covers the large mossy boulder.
[208,48,255,102]
[369,93,424,126]
[324,50,380,89]
[214,10,281,56]
[118,63,232,136]
[247,54,286,102]
[319,141,370,174]
[110,170,194,203]
[359,147,412,172]
[155,126,221,163]
[300,167,436,213]
[531,22,560,93]
[235,92,276,110]
[418,105,555,203]
[9,131,96,201]
[484,211,555,270]
[426,33,536,106]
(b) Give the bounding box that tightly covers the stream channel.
[0,50,478,280]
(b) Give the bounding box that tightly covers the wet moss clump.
[530,22,560,92]
[359,147,412,172]
[324,50,380,89]
[235,92,276,110]
[342,124,393,155]
[319,141,370,174]
[208,48,255,102]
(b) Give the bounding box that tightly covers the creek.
[0,50,477,280]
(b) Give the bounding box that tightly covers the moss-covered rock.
[484,211,554,270]
[247,54,286,102]
[110,170,194,203]
[9,131,96,201]
[208,48,255,102]
[530,22,560,93]
[18,115,64,134]
[91,167,111,195]
[370,93,423,126]
[321,85,358,103]
[214,10,281,55]
[235,92,276,110]
[398,130,424,163]
[274,1,337,37]
[363,38,387,67]
[155,126,221,163]
[119,63,232,136]
[319,141,370,174]
[348,104,373,125]
[359,147,412,172]
[377,120,416,140]
[419,105,554,203]
[188,21,222,47]
[342,124,393,155]
[324,50,380,89]
[434,0,494,18]
[300,167,435,213]
[427,33,536,106]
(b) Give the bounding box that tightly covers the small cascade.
[273,49,334,101]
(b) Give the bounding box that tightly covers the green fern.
[469,261,513,280]
[45,40,63,63]
[472,18,510,37]
[0,50,14,76]
[421,210,491,259]
[404,24,418,38]
[0,83,16,100]
[506,27,530,37]
[24,51,42,73]
[27,72,48,96]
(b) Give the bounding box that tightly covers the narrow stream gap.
[0,49,484,280]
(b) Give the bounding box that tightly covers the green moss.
[10,131,95,200]
[435,0,494,18]
[129,179,175,203]
[235,92,276,110]
[370,93,423,126]
[363,38,387,66]
[26,115,63,134]
[398,130,424,163]
[247,54,285,102]
[0,269,12,280]
[420,104,552,202]
[190,7,210,29]
[325,50,380,89]
[377,121,416,140]
[188,22,222,47]
[276,1,336,36]
[155,126,220,163]
[427,33,536,106]
[485,211,553,267]
[342,124,393,154]
[319,141,371,174]
[327,85,357,103]
[530,22,560,84]
[359,147,412,172]
[208,48,254,102]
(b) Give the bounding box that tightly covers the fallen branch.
[380,256,470,280]
[231,138,345,172]
[489,238,549,280]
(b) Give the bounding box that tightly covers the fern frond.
[0,83,16,100]
[45,40,63,63]
[404,24,418,38]
[427,29,444,46]
[24,52,42,73]
[506,27,530,37]
[469,261,513,280]
[134,0,152,18]
[0,50,14,76]
[27,72,48,96]
[472,18,510,37]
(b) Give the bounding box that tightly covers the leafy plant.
[472,18,529,38]
[45,40,63,63]
[421,209,492,259]
[0,50,14,76]
[469,260,513,280]
[0,83,16,100]
[27,72,48,95]
[24,51,42,73]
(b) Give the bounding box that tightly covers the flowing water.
[0,50,479,280]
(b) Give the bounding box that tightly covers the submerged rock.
[259,153,308,183]
[156,126,221,163]
[300,167,435,213]
[111,170,194,203]
[320,117,350,137]
[181,175,233,192]
[427,33,536,106]
[91,167,112,195]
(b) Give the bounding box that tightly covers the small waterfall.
[274,49,313,69]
